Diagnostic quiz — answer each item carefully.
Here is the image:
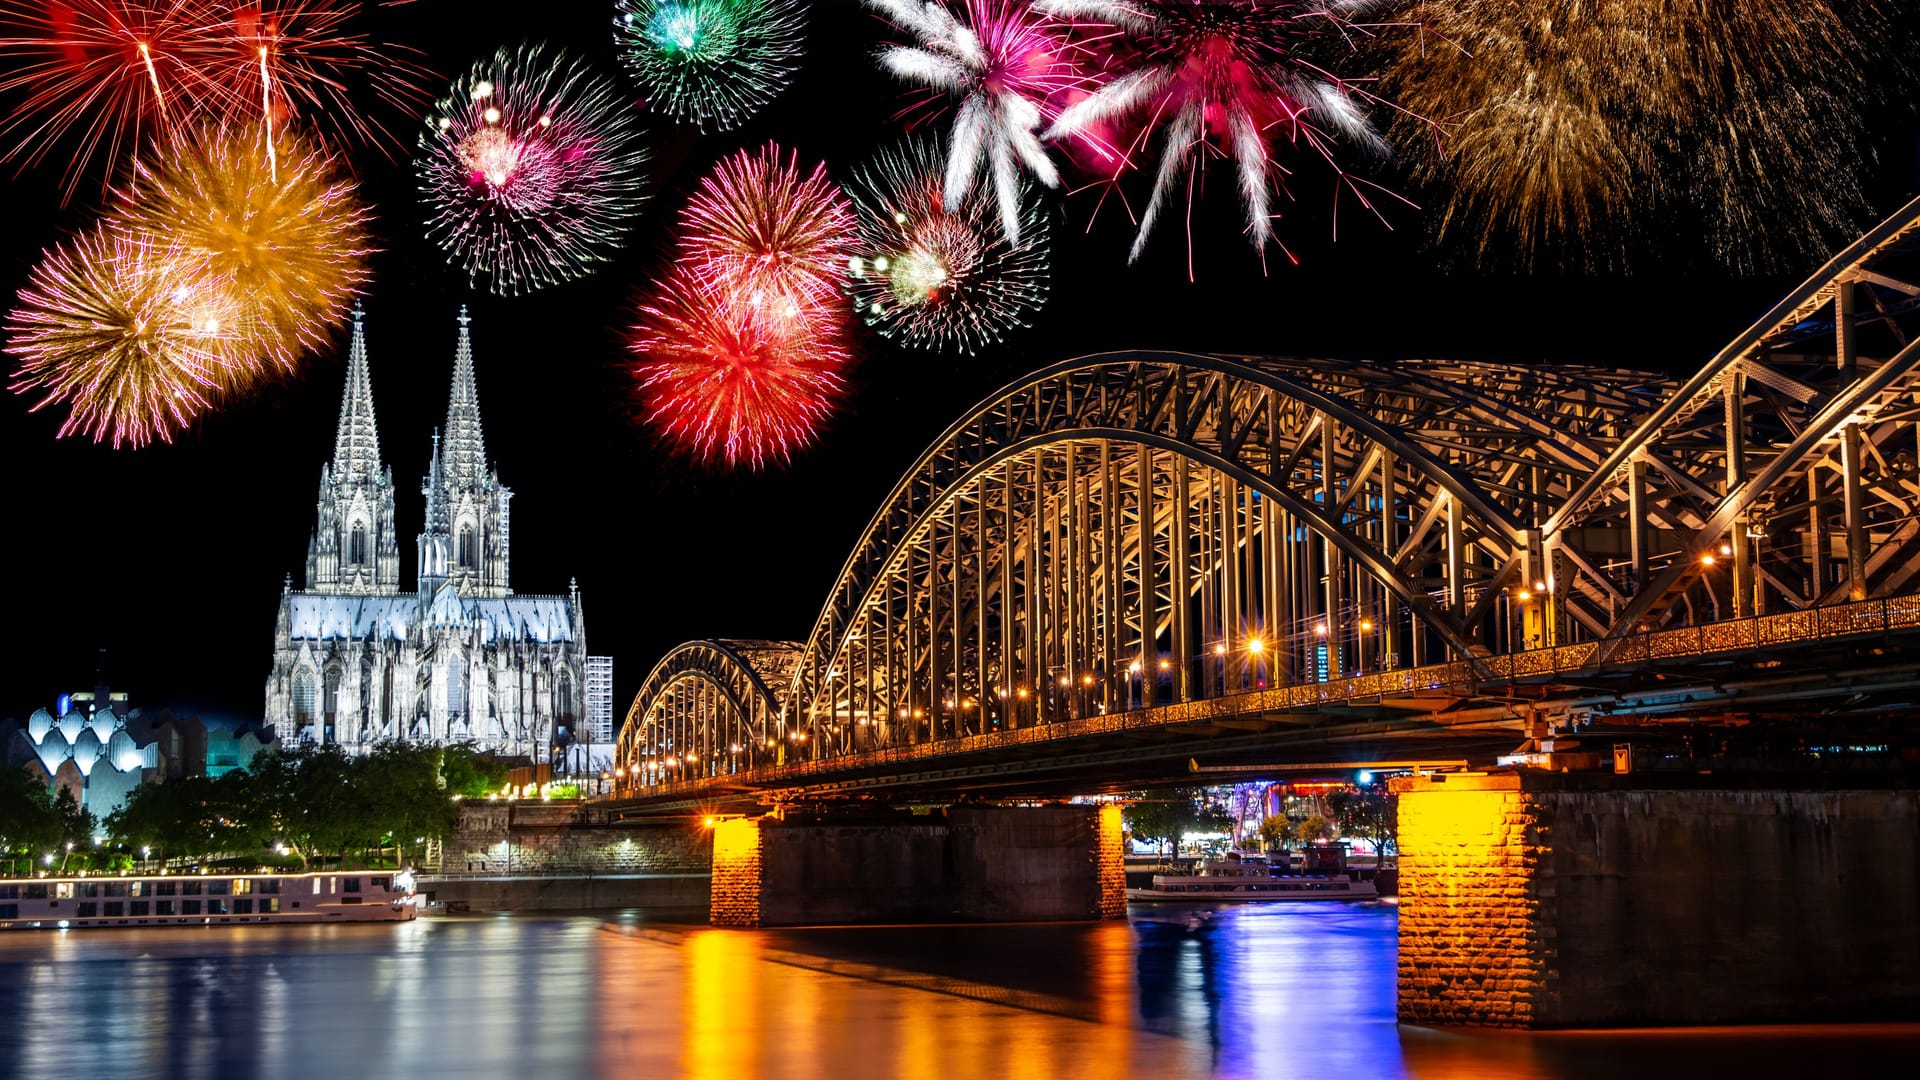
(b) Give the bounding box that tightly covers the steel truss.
[615,196,1920,789]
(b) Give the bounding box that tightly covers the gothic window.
[458,524,476,568]
[292,670,316,729]
[323,666,341,724]
[554,671,575,735]
[448,669,466,717]
[349,523,367,566]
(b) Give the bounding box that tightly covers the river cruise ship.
[0,870,417,930]
[1126,854,1379,903]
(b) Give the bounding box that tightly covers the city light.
[1247,638,1264,654]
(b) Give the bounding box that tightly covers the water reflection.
[0,907,1915,1079]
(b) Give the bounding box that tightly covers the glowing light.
[1045,0,1393,267]
[1357,770,1374,785]
[1314,624,1328,636]
[1214,643,1227,656]
[847,136,1049,353]
[1247,638,1264,654]
[418,43,650,296]
[614,0,807,131]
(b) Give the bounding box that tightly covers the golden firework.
[112,124,373,372]
[6,226,249,448]
[1381,0,1900,269]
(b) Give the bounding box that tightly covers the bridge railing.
[614,595,1920,798]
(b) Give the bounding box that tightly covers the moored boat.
[1125,853,1378,903]
[0,869,418,930]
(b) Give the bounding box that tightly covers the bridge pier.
[710,804,1126,928]
[1392,770,1920,1027]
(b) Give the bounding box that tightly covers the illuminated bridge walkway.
[611,196,1920,810]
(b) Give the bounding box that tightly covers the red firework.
[678,142,857,321]
[631,266,850,470]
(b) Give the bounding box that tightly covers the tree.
[1326,784,1397,856]
[1295,813,1331,844]
[1125,787,1232,857]
[0,766,62,874]
[1257,815,1291,852]
[441,744,510,798]
[108,771,273,865]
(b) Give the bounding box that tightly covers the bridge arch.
[615,639,798,784]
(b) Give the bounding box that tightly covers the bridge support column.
[1392,770,1920,1028]
[710,804,1126,928]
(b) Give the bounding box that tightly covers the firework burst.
[112,123,373,373]
[848,136,1049,353]
[7,226,247,447]
[1045,0,1392,267]
[613,0,806,132]
[865,0,1127,243]
[0,0,213,199]
[631,266,849,469]
[1380,0,1902,270]
[418,43,649,296]
[679,142,855,318]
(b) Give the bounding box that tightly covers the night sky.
[4,3,1918,724]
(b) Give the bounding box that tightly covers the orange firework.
[111,123,373,372]
[6,225,249,448]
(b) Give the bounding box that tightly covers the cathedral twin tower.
[265,309,587,762]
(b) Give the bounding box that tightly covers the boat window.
[0,886,17,900]
[0,904,16,920]
[105,882,128,898]
[181,900,201,915]
[208,899,229,915]
[235,899,253,915]
[343,878,361,893]
[155,901,175,916]
[315,879,324,895]
[128,882,143,897]
[83,883,102,898]
[372,877,390,891]
[26,884,48,900]
[54,882,72,899]
[258,878,280,895]
[104,902,123,917]
[341,895,361,904]
[77,902,97,917]
[263,898,280,914]
[130,901,148,916]
[156,882,176,896]
[182,881,201,896]
[232,879,251,895]
[207,880,230,896]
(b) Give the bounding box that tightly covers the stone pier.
[1392,770,1920,1028]
[711,804,1127,927]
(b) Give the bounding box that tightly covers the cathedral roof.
[442,306,488,488]
[286,591,577,645]
[332,304,382,482]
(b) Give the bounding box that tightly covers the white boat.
[1126,853,1379,903]
[0,869,418,930]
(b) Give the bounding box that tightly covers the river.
[0,903,1912,1078]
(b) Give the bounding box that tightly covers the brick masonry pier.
[711,804,1127,927]
[1393,770,1920,1028]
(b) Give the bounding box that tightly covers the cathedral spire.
[425,429,449,534]
[332,301,381,481]
[442,306,487,487]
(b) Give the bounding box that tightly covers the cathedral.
[263,308,587,762]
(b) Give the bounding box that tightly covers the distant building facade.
[263,308,587,762]
[585,656,614,744]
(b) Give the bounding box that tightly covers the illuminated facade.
[263,309,587,761]
[585,656,614,744]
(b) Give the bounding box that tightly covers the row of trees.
[1,765,98,875]
[1124,781,1398,857]
[4,742,511,874]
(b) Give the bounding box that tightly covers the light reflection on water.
[0,905,1914,1079]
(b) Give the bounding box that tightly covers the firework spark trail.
[631,265,849,469]
[1380,0,1903,269]
[678,142,855,321]
[865,0,1135,243]
[418,43,649,296]
[614,0,807,132]
[6,226,247,448]
[1044,0,1393,267]
[847,135,1049,354]
[112,123,373,374]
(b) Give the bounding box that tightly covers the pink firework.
[0,0,214,199]
[678,142,856,319]
[1045,0,1399,268]
[866,0,1131,242]
[631,265,850,469]
[7,225,248,448]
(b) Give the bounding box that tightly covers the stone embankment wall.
[714,804,1126,927]
[1394,771,1920,1028]
[447,801,711,875]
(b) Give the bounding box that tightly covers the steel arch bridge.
[616,196,1920,799]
